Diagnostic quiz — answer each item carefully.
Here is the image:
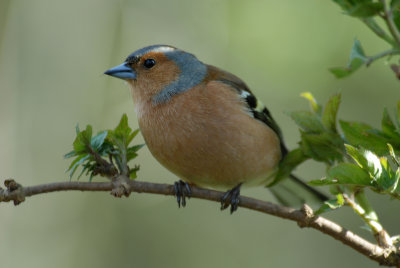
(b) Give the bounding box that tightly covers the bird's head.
[104,45,207,105]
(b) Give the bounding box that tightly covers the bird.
[104,45,327,213]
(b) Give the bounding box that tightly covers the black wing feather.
[215,76,288,157]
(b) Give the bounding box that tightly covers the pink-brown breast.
[132,81,282,190]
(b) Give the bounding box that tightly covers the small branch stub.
[1,179,25,205]
[297,203,316,228]
[111,175,131,198]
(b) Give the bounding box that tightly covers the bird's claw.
[174,180,192,207]
[221,183,242,214]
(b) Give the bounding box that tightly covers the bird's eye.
[143,59,156,69]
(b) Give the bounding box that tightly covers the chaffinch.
[105,45,327,212]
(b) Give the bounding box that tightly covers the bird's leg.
[173,180,192,208]
[221,183,242,214]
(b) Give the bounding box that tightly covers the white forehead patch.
[151,46,176,53]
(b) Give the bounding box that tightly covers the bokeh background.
[1,0,399,267]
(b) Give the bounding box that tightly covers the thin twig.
[366,49,400,66]
[362,18,397,47]
[380,0,400,46]
[344,193,394,249]
[0,179,399,266]
[345,192,382,234]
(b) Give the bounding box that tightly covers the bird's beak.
[104,63,137,80]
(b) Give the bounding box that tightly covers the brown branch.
[1,178,399,267]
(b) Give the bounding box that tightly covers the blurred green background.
[1,0,399,267]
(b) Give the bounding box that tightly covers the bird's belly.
[138,104,281,190]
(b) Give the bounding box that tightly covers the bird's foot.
[221,183,242,214]
[174,180,192,208]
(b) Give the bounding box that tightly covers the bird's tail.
[269,174,328,207]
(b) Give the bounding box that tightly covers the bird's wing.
[205,65,328,206]
[206,65,288,156]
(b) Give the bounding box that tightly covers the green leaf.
[67,153,87,172]
[388,143,400,166]
[346,2,383,17]
[382,108,400,144]
[332,0,353,10]
[389,167,400,193]
[392,0,400,8]
[349,38,367,61]
[129,165,140,179]
[332,0,383,17]
[327,163,373,186]
[315,194,345,215]
[330,39,367,78]
[114,114,131,140]
[382,108,396,133]
[340,120,389,156]
[67,154,90,179]
[309,163,372,186]
[106,114,143,176]
[76,162,90,181]
[392,1,400,29]
[108,114,133,155]
[126,144,145,162]
[98,141,115,156]
[337,192,345,205]
[89,173,94,182]
[271,149,309,186]
[75,124,80,135]
[66,114,143,181]
[376,157,395,190]
[362,17,397,46]
[64,150,76,159]
[127,129,140,146]
[345,144,369,168]
[329,65,359,78]
[322,93,341,133]
[345,144,400,195]
[329,185,346,195]
[300,132,344,163]
[300,92,322,115]
[288,111,325,133]
[73,125,92,153]
[128,144,145,153]
[91,130,108,150]
[345,144,382,179]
